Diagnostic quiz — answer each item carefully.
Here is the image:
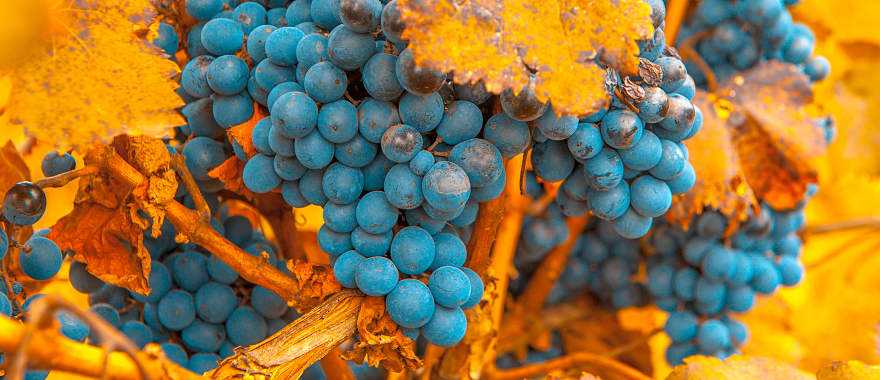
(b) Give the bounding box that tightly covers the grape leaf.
[667,62,827,228]
[49,136,178,295]
[666,355,812,380]
[665,92,757,230]
[228,106,265,158]
[397,0,654,116]
[1,0,183,150]
[0,140,31,193]
[817,361,880,380]
[342,296,422,372]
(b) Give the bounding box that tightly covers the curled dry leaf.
[49,136,178,295]
[342,296,422,372]
[2,0,182,150]
[208,157,256,199]
[227,104,264,158]
[0,141,31,192]
[667,62,827,228]
[397,0,653,116]
[286,261,344,312]
[666,355,812,380]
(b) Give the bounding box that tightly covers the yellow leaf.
[0,0,183,150]
[817,361,880,380]
[397,0,653,116]
[666,355,813,380]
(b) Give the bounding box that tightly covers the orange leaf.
[397,0,653,116]
[0,140,31,194]
[49,136,178,295]
[286,261,343,312]
[208,157,255,199]
[227,105,265,158]
[342,296,422,371]
[666,355,812,380]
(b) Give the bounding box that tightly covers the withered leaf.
[342,296,422,372]
[49,136,178,295]
[0,140,31,193]
[666,355,811,380]
[725,61,826,210]
[286,261,343,312]
[665,92,757,230]
[816,361,880,380]
[638,59,663,87]
[397,0,653,116]
[227,105,264,158]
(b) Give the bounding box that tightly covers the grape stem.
[678,30,718,92]
[319,348,356,380]
[664,0,691,45]
[605,327,662,358]
[170,153,211,224]
[425,136,443,153]
[0,294,202,380]
[484,351,651,380]
[805,216,880,235]
[33,166,99,189]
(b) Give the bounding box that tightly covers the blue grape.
[207,55,249,96]
[630,175,672,217]
[187,0,223,20]
[254,58,295,89]
[251,286,287,319]
[657,56,687,92]
[195,282,237,323]
[340,0,383,33]
[122,320,154,348]
[583,147,624,191]
[531,140,575,182]
[282,181,309,207]
[324,201,358,233]
[390,226,435,275]
[317,100,358,143]
[726,285,755,312]
[311,0,342,29]
[300,169,329,205]
[535,106,578,140]
[297,33,329,70]
[658,94,696,133]
[449,139,503,188]
[20,236,62,280]
[328,25,375,71]
[131,262,172,303]
[57,311,89,342]
[286,0,312,25]
[647,263,675,298]
[701,246,735,281]
[649,139,686,180]
[422,161,471,212]
[500,76,547,122]
[697,319,730,353]
[322,163,364,204]
[188,353,221,374]
[600,110,644,149]
[269,124,296,156]
[483,113,530,159]
[453,81,491,105]
[182,98,225,139]
[428,266,471,307]
[567,122,604,161]
[351,227,393,257]
[317,225,353,256]
[182,320,225,353]
[201,18,244,55]
[333,250,365,287]
[295,130,335,169]
[244,154,282,193]
[0,293,11,316]
[41,151,76,177]
[667,162,696,195]
[267,8,286,27]
[386,279,435,328]
[161,343,189,366]
[212,92,254,128]
[776,255,803,286]
[421,305,466,347]
[69,261,103,293]
[358,99,400,143]
[90,303,121,327]
[272,91,318,138]
[612,208,653,239]
[355,256,399,296]
[395,48,445,95]
[619,130,662,171]
[251,117,273,154]
[226,306,268,346]
[158,290,196,331]
[805,54,831,81]
[274,155,308,181]
[267,82,304,110]
[362,53,403,101]
[304,61,348,103]
[233,2,267,34]
[182,55,214,98]
[430,233,467,270]
[381,124,422,163]
[187,23,210,57]
[355,191,398,234]
[460,267,484,308]
[381,0,405,43]
[266,27,305,66]
[399,92,444,133]
[409,150,435,176]
[384,164,423,209]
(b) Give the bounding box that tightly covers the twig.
[604,328,662,358]
[419,345,445,380]
[806,229,880,270]
[514,216,589,309]
[34,166,99,188]
[805,217,880,235]
[464,159,510,274]
[320,347,356,380]
[0,302,201,380]
[664,0,690,45]
[171,153,211,223]
[526,182,560,216]
[485,352,651,380]
[496,299,592,355]
[426,136,443,153]
[210,291,362,379]
[519,147,530,196]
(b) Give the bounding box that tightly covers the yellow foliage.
[0,0,183,151]
[397,0,653,116]
[816,361,880,380]
[666,355,813,380]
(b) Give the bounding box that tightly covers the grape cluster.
[70,183,306,374]
[0,151,82,380]
[176,0,502,347]
[531,0,699,239]
[647,195,810,364]
[678,0,830,84]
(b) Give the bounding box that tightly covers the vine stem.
[664,0,690,45]
[484,351,651,380]
[805,217,880,235]
[33,166,99,188]
[495,298,592,355]
[0,314,203,380]
[678,30,718,92]
[171,153,211,223]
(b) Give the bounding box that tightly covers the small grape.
[386,279,435,328]
[4,181,47,226]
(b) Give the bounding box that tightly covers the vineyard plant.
[1,0,880,379]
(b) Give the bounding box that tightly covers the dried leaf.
[49,136,178,294]
[342,296,422,372]
[286,261,343,312]
[665,92,757,229]
[227,106,265,158]
[1,0,183,150]
[208,157,255,199]
[0,140,31,193]
[666,355,812,380]
[397,0,653,116]
[816,361,880,380]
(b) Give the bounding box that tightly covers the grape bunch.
[678,0,830,84]
[176,0,504,347]
[0,151,84,380]
[529,0,699,239]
